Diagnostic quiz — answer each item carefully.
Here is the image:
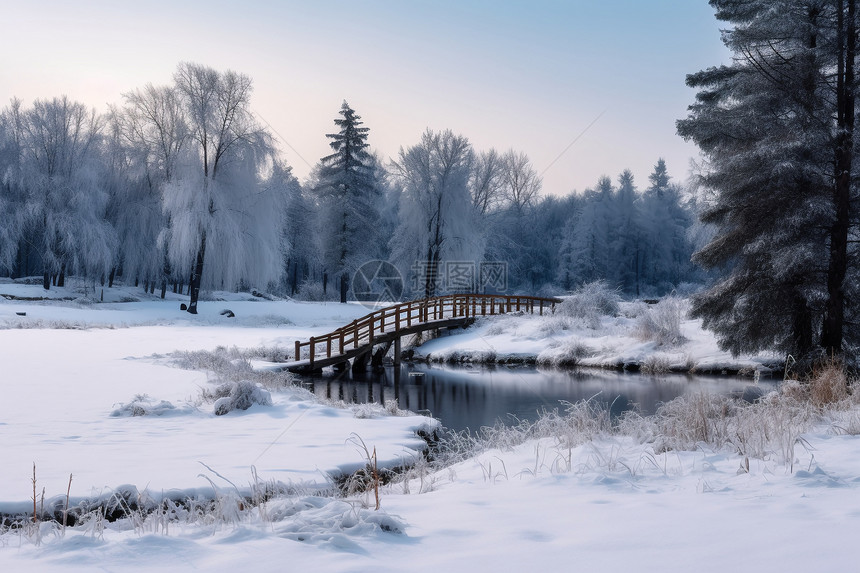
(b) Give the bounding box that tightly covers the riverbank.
[411,299,782,376]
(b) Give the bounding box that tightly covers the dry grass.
[641,355,671,374]
[783,356,853,408]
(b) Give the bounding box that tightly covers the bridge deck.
[282,317,472,373]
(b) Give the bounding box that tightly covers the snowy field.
[1,282,859,572]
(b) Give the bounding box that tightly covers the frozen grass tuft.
[110,394,190,417]
[536,315,576,336]
[557,280,621,329]
[783,357,853,408]
[641,355,671,374]
[808,358,850,407]
[351,399,415,419]
[635,296,686,347]
[536,338,592,367]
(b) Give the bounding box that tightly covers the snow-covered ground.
[1,282,858,572]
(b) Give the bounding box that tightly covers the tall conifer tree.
[678,0,857,362]
[315,101,380,302]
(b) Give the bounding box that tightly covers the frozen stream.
[298,365,778,432]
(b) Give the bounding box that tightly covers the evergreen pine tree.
[315,101,380,302]
[677,0,856,361]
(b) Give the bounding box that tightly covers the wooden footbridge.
[283,294,561,374]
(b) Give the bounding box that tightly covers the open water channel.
[297,364,778,432]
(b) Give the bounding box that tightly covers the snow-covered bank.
[413,299,781,375]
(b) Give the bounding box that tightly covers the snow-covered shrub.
[635,297,686,346]
[485,319,513,337]
[536,315,574,336]
[620,301,648,319]
[536,338,591,367]
[111,394,182,416]
[557,280,620,329]
[213,380,272,415]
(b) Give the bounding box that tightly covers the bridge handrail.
[293,293,561,365]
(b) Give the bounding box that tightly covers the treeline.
[0,62,702,310]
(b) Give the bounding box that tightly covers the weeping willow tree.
[166,62,282,313]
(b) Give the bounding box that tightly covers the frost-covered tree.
[553,165,694,296]
[112,84,187,295]
[484,152,544,289]
[470,148,505,215]
[563,176,614,287]
[637,160,693,294]
[391,129,481,297]
[314,101,381,302]
[500,150,541,213]
[272,161,310,296]
[168,62,280,312]
[10,96,116,289]
[677,0,856,360]
[610,169,642,294]
[0,102,25,273]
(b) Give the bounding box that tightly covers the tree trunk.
[822,0,855,355]
[161,248,170,299]
[793,293,814,359]
[108,267,115,288]
[340,273,348,303]
[187,232,207,314]
[42,270,50,291]
[57,263,65,287]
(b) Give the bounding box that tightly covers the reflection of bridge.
[283,294,561,374]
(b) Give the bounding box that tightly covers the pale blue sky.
[0,0,728,194]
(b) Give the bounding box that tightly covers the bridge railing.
[293,293,561,367]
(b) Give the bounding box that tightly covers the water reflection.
[297,364,777,433]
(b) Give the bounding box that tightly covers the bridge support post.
[352,351,369,374]
[394,336,401,367]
